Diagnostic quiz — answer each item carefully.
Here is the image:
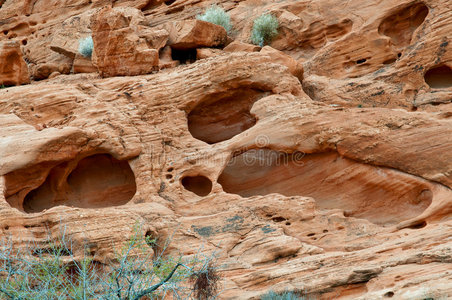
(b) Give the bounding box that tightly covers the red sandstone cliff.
[1,0,452,298]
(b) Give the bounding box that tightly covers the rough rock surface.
[224,41,261,53]
[91,6,162,77]
[260,46,304,81]
[1,0,452,299]
[163,19,228,50]
[0,41,30,86]
[49,9,94,61]
[73,53,97,74]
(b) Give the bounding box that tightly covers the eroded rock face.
[260,46,303,81]
[90,6,161,77]
[224,41,261,53]
[20,154,137,213]
[378,2,429,50]
[219,150,436,225]
[187,88,269,144]
[304,2,429,80]
[73,53,97,73]
[163,19,227,50]
[1,0,452,299]
[49,9,94,60]
[0,41,29,86]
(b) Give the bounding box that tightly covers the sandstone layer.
[1,0,452,299]
[0,41,30,86]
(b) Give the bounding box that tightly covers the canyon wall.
[1,0,452,298]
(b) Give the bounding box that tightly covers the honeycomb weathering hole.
[181,175,212,196]
[218,150,433,225]
[424,65,452,89]
[187,89,268,144]
[22,154,136,213]
[378,2,428,47]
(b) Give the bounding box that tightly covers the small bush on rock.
[78,35,94,58]
[190,262,220,300]
[250,13,279,46]
[196,5,232,34]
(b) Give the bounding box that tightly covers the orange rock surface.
[1,0,452,299]
[0,41,30,86]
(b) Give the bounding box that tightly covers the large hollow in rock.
[187,89,268,144]
[378,2,428,47]
[22,154,136,213]
[424,65,452,89]
[218,150,433,225]
[181,175,212,196]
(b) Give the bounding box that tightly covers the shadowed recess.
[171,48,197,64]
[181,175,212,196]
[218,150,434,225]
[22,154,136,213]
[325,19,353,41]
[378,2,428,47]
[424,65,452,89]
[141,0,166,11]
[188,88,268,144]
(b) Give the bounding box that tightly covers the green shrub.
[250,13,279,46]
[196,5,232,34]
[261,290,306,300]
[0,224,220,299]
[78,35,94,58]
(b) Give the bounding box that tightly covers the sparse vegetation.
[250,13,279,46]
[196,4,232,34]
[78,35,94,58]
[0,224,220,299]
[189,262,220,300]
